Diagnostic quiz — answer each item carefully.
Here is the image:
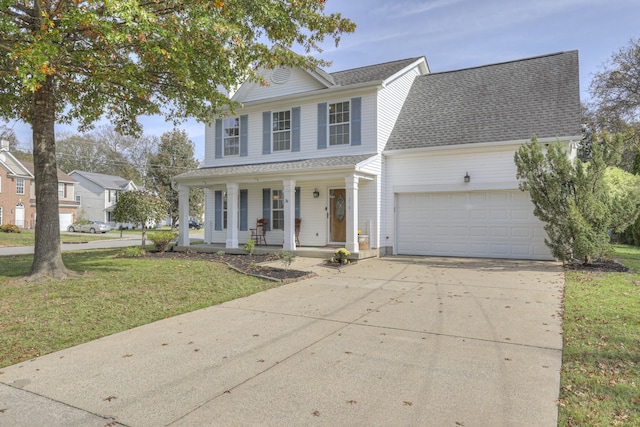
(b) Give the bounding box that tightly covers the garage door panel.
[397,191,553,260]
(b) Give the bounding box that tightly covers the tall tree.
[0,1,354,278]
[589,37,640,172]
[148,129,201,226]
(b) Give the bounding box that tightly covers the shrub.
[120,246,145,257]
[0,224,21,233]
[147,231,178,252]
[275,250,295,271]
[243,238,255,255]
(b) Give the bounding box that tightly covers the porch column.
[177,184,190,246]
[345,175,359,253]
[283,179,297,251]
[226,183,239,248]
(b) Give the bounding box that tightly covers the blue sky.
[7,0,640,161]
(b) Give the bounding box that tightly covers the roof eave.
[234,80,384,110]
[383,135,583,156]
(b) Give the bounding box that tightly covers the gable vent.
[270,67,291,84]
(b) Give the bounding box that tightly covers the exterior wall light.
[464,172,470,183]
[313,188,320,198]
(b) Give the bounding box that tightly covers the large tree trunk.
[28,75,70,279]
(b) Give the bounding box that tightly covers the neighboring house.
[173,51,581,260]
[0,141,79,230]
[69,170,138,225]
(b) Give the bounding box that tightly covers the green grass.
[0,249,280,368]
[0,230,118,247]
[559,244,640,426]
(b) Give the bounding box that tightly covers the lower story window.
[272,189,284,230]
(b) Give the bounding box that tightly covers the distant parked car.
[68,220,112,234]
[189,220,202,230]
[115,222,136,230]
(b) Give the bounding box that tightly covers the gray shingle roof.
[70,170,132,189]
[21,161,76,183]
[385,51,581,151]
[174,154,378,181]
[331,57,424,86]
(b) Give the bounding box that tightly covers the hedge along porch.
[172,154,380,255]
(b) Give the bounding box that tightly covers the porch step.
[173,245,379,260]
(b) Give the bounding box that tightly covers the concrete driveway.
[0,256,565,426]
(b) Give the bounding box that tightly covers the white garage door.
[396,191,552,260]
[59,213,73,231]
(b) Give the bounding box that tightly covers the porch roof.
[173,153,378,184]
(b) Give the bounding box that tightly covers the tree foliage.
[56,126,157,181]
[113,190,168,249]
[0,0,354,277]
[515,135,623,263]
[603,166,640,233]
[591,37,640,125]
[588,37,640,173]
[147,129,201,227]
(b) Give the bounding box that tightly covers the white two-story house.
[174,51,581,260]
[69,170,138,225]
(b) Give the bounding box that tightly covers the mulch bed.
[147,251,316,283]
[564,259,630,273]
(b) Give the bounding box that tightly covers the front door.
[15,202,25,228]
[329,189,346,243]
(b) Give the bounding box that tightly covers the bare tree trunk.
[28,74,70,279]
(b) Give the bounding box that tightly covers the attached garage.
[59,212,73,231]
[396,191,553,260]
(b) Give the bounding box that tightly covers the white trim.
[381,57,429,87]
[393,181,518,193]
[383,135,583,157]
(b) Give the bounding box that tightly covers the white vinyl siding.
[377,67,421,152]
[239,67,326,102]
[202,91,377,168]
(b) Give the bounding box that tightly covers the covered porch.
[172,154,381,257]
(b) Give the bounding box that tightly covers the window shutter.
[295,187,301,219]
[214,190,222,230]
[317,102,327,149]
[262,188,271,231]
[240,115,248,157]
[215,119,223,158]
[239,189,248,231]
[291,107,301,152]
[262,111,271,154]
[351,97,361,146]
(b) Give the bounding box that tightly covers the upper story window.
[272,111,291,151]
[108,189,118,203]
[329,101,350,146]
[223,118,240,156]
[58,183,66,198]
[0,176,2,193]
[16,177,24,195]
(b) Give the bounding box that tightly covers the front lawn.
[0,249,281,368]
[559,244,640,426]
